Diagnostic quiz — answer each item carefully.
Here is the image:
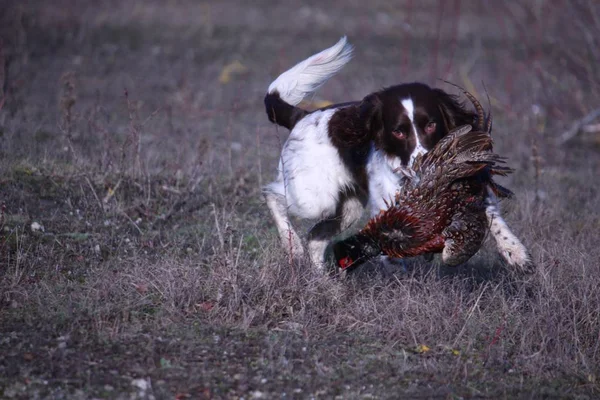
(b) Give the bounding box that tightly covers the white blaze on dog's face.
[400,98,427,167]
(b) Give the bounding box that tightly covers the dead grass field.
[1,0,600,398]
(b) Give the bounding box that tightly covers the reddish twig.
[442,0,461,80]
[430,1,446,83]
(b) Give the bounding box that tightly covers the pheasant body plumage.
[334,125,513,270]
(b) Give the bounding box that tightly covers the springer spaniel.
[263,37,532,272]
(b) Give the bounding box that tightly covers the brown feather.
[441,80,486,131]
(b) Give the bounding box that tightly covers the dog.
[263,36,532,272]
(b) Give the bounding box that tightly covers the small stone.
[30,222,44,232]
[131,378,150,391]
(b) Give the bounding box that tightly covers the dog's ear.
[434,88,476,132]
[359,93,384,138]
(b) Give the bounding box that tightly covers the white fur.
[266,109,354,220]
[485,190,532,268]
[265,192,305,258]
[268,37,353,106]
[366,145,404,216]
[401,98,427,166]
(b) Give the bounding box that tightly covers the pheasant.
[333,116,514,271]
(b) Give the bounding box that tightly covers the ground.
[1,0,600,398]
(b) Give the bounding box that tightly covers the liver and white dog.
[263,37,532,272]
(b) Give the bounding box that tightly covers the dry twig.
[558,108,600,144]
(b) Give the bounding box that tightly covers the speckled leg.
[485,191,535,273]
[442,215,487,266]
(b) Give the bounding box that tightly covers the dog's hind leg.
[307,194,365,271]
[264,185,305,261]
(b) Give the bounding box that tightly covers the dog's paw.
[517,259,537,275]
[501,246,536,274]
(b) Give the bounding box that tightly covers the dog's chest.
[366,147,405,217]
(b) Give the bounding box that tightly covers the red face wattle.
[338,256,354,270]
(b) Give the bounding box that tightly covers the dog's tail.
[264,36,353,130]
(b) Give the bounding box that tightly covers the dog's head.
[360,83,476,166]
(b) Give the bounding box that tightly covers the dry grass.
[1,0,600,398]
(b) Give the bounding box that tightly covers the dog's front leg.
[307,218,340,271]
[307,195,365,271]
[485,191,535,273]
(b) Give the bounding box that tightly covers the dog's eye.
[393,127,407,140]
[425,121,436,134]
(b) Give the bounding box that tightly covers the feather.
[333,100,517,271]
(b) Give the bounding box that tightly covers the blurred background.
[1,0,599,179]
